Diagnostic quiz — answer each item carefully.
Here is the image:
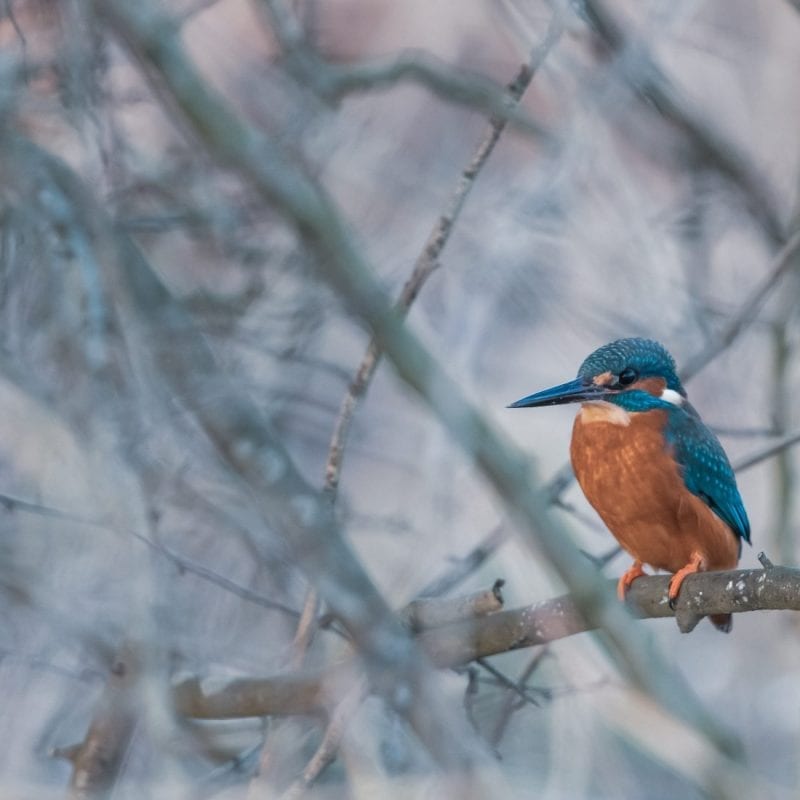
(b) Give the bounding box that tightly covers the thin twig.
[416,463,575,601]
[3,0,27,64]
[416,524,508,599]
[260,0,549,142]
[758,551,775,569]
[475,657,543,708]
[67,644,139,800]
[323,18,563,499]
[489,647,550,747]
[581,0,786,247]
[0,491,302,619]
[733,428,800,474]
[680,231,800,380]
[279,680,367,800]
[288,589,321,668]
[710,425,779,438]
[269,21,562,787]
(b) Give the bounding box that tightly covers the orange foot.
[667,551,705,609]
[617,560,647,601]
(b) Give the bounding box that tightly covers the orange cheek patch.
[592,371,614,386]
[631,377,666,396]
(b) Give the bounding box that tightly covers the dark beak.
[507,377,610,408]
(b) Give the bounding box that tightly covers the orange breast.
[570,403,739,573]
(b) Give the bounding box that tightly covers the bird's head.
[508,338,686,410]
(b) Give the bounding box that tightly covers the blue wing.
[666,403,751,544]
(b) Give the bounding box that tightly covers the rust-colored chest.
[569,403,738,572]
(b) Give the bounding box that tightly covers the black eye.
[617,367,638,387]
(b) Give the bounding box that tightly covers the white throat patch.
[661,388,684,406]
[580,401,631,426]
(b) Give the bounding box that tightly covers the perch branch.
[173,565,800,720]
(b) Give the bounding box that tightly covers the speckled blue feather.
[578,338,683,392]
[665,403,751,545]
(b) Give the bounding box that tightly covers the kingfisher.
[509,337,750,632]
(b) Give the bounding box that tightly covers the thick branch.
[173,566,800,720]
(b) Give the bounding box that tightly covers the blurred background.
[0,0,798,797]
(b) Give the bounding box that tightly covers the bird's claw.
[668,596,677,611]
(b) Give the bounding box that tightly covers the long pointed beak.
[507,377,610,408]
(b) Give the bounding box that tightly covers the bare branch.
[0,491,302,620]
[67,645,139,800]
[174,565,800,720]
[401,581,504,632]
[416,524,509,599]
[258,0,550,141]
[581,0,787,247]
[417,465,576,602]
[25,141,485,769]
[680,230,800,380]
[173,671,333,719]
[279,680,367,800]
[489,647,550,747]
[277,26,562,785]
[734,428,800,474]
[91,1,745,769]
[474,658,542,708]
[324,16,563,499]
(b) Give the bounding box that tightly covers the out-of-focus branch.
[417,463,576,601]
[680,230,800,380]
[581,0,786,247]
[734,428,800,474]
[278,680,367,800]
[273,21,563,788]
[24,145,484,770]
[94,1,744,778]
[323,16,563,499]
[173,564,800,720]
[489,647,550,747]
[65,645,140,800]
[275,585,505,796]
[769,317,795,565]
[173,671,332,719]
[258,0,550,141]
[0,490,302,620]
[416,524,509,599]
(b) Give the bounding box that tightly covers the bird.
[508,337,750,632]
